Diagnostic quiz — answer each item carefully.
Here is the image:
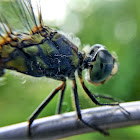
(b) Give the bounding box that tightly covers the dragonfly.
[0,0,119,137]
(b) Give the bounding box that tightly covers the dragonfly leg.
[72,79,109,136]
[78,72,119,106]
[28,80,66,137]
[94,93,121,103]
[56,82,66,114]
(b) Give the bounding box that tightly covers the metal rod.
[0,101,140,139]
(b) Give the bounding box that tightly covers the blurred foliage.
[0,0,140,140]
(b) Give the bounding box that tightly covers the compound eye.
[86,49,114,85]
[89,44,105,55]
[89,46,100,56]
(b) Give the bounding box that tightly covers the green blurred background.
[0,0,140,139]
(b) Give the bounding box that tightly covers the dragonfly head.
[85,44,118,86]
